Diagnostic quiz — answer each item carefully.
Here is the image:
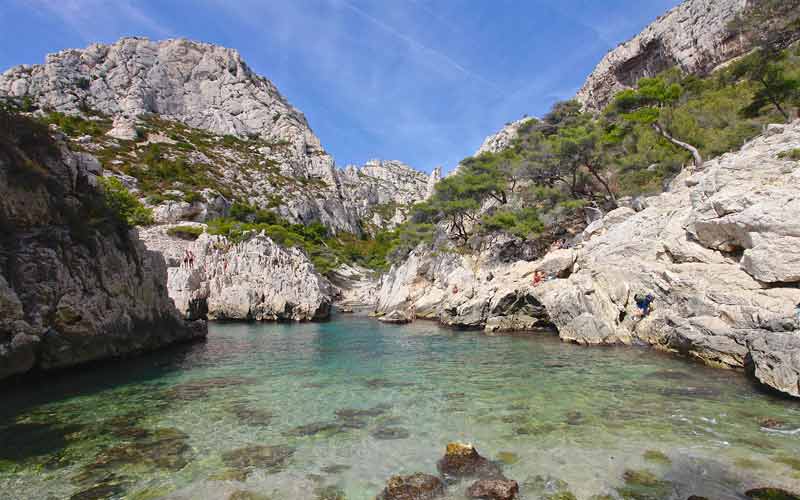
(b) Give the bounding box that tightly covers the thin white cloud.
[23,0,173,43]
[335,0,498,90]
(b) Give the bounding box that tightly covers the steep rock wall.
[576,0,750,111]
[0,121,205,380]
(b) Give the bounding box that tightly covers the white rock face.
[376,122,800,397]
[450,117,534,177]
[576,0,749,111]
[476,117,534,156]
[338,160,439,228]
[140,225,333,321]
[0,37,434,234]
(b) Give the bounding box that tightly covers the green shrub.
[97,176,154,227]
[778,148,800,160]
[166,225,204,240]
[183,191,205,204]
[42,112,110,137]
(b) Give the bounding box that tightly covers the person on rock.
[532,271,545,287]
[635,293,655,317]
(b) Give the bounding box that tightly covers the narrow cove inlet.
[1,315,799,500]
[3,1,800,499]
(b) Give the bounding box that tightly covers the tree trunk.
[586,163,617,205]
[759,76,790,121]
[652,122,704,169]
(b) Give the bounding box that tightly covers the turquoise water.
[1,315,799,500]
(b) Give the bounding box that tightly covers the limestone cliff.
[0,114,205,380]
[339,160,441,230]
[576,0,796,111]
[375,122,800,397]
[140,224,332,321]
[0,37,436,234]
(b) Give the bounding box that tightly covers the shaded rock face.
[0,129,204,381]
[577,0,752,111]
[140,225,332,321]
[376,122,800,398]
[0,37,435,234]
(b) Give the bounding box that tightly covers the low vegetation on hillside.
[0,106,153,241]
[384,41,800,261]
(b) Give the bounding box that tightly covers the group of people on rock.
[182,249,196,269]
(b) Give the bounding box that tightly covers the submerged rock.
[495,452,520,465]
[466,478,519,500]
[314,485,346,500]
[745,488,800,500]
[228,402,273,426]
[284,422,346,438]
[617,469,672,500]
[377,473,445,500]
[335,404,391,419]
[162,377,256,402]
[221,444,294,473]
[68,473,132,500]
[437,442,504,481]
[370,426,410,440]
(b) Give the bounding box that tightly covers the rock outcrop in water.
[0,115,205,380]
[576,0,800,111]
[0,37,437,234]
[376,122,800,398]
[140,224,332,321]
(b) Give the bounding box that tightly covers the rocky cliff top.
[0,37,315,146]
[0,37,435,234]
[576,0,749,111]
[475,117,534,156]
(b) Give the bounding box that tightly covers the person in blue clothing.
[635,293,655,317]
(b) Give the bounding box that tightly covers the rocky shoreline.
[374,122,800,399]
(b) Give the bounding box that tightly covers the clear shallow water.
[1,316,799,500]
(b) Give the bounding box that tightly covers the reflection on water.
[1,316,799,499]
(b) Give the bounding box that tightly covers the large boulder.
[377,473,445,500]
[141,226,332,322]
[466,479,520,500]
[436,442,504,481]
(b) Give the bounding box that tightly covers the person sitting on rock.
[635,293,655,317]
[452,285,459,294]
[532,271,545,287]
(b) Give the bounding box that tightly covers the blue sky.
[1,0,679,172]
